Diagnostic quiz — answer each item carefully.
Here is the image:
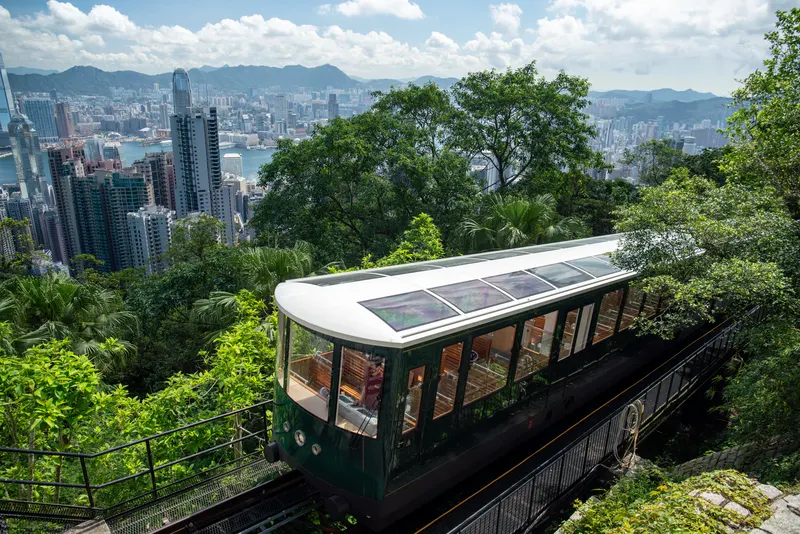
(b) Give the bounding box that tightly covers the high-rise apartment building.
[48,147,86,265]
[23,99,58,142]
[96,169,151,271]
[273,94,288,124]
[127,205,175,275]
[8,115,46,199]
[144,151,176,210]
[159,103,170,129]
[222,153,244,177]
[0,52,15,132]
[220,179,239,246]
[55,102,75,139]
[172,68,192,115]
[83,137,104,163]
[171,106,222,218]
[327,93,339,120]
[38,209,67,265]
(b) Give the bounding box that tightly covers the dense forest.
[1,7,800,527]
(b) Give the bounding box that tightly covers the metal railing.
[447,312,758,534]
[0,400,273,522]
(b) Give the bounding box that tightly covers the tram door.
[393,350,433,471]
[420,340,466,455]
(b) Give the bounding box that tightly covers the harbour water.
[0,141,276,186]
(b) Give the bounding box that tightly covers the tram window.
[403,366,426,434]
[593,290,624,344]
[286,321,334,421]
[434,342,463,419]
[463,326,515,405]
[276,313,286,387]
[574,304,595,354]
[336,349,384,438]
[559,309,579,360]
[516,311,557,381]
[619,287,644,331]
[642,294,659,318]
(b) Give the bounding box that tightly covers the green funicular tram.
[267,234,695,531]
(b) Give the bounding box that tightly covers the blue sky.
[0,0,795,93]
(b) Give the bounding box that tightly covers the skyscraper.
[145,151,176,210]
[38,209,67,265]
[8,115,46,199]
[127,205,175,275]
[24,99,58,142]
[274,94,288,124]
[55,102,74,139]
[96,169,151,271]
[171,106,222,218]
[327,93,339,120]
[172,68,192,115]
[159,103,170,129]
[222,153,243,177]
[0,52,15,132]
[48,146,86,265]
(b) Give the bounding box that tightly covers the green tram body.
[268,237,696,530]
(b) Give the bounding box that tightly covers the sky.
[0,0,797,95]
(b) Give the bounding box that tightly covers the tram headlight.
[311,444,322,456]
[294,430,306,447]
[283,421,291,433]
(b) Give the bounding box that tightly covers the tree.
[450,61,601,189]
[613,168,798,338]
[621,139,686,186]
[459,193,585,252]
[371,213,444,267]
[0,273,139,372]
[169,214,226,263]
[723,8,800,207]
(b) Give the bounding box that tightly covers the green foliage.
[622,140,686,186]
[614,168,798,337]
[459,193,585,252]
[169,214,226,263]
[451,62,602,189]
[373,213,444,267]
[561,469,771,534]
[723,8,800,207]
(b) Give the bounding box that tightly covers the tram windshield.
[287,321,334,420]
[336,349,385,438]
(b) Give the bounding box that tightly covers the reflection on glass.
[559,309,579,360]
[567,256,622,277]
[530,263,593,288]
[336,349,384,438]
[286,321,334,421]
[463,326,514,405]
[434,342,463,419]
[516,311,557,381]
[484,271,554,299]
[403,366,426,433]
[276,312,286,387]
[593,290,623,344]
[361,291,458,331]
[619,287,644,331]
[574,304,595,354]
[430,280,512,314]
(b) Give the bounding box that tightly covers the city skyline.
[0,0,795,95]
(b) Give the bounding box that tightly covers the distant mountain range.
[589,88,721,103]
[6,64,459,96]
[6,67,60,76]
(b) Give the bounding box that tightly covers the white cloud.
[330,0,425,20]
[0,0,783,93]
[490,4,523,37]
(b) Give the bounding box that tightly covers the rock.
[785,495,800,517]
[772,498,790,513]
[65,521,112,534]
[689,489,701,496]
[757,484,785,501]
[699,491,726,506]
[724,501,752,517]
[758,508,800,534]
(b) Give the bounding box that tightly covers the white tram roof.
[275,234,635,349]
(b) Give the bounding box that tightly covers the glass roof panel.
[371,264,442,276]
[483,271,555,299]
[360,291,459,331]
[566,256,622,277]
[430,280,513,314]
[304,272,385,286]
[529,263,594,288]
[427,256,488,267]
[473,250,532,260]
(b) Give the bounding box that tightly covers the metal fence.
[447,313,756,534]
[0,400,273,523]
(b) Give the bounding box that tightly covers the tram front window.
[287,321,333,421]
[516,311,557,381]
[336,349,385,438]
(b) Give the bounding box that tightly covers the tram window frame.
[573,304,595,354]
[618,286,644,331]
[286,320,335,422]
[434,342,464,419]
[335,348,385,439]
[463,324,516,406]
[516,311,558,381]
[403,365,426,434]
[593,289,624,345]
[276,312,286,388]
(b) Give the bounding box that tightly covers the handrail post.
[145,439,158,500]
[262,402,270,445]
[79,456,95,509]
